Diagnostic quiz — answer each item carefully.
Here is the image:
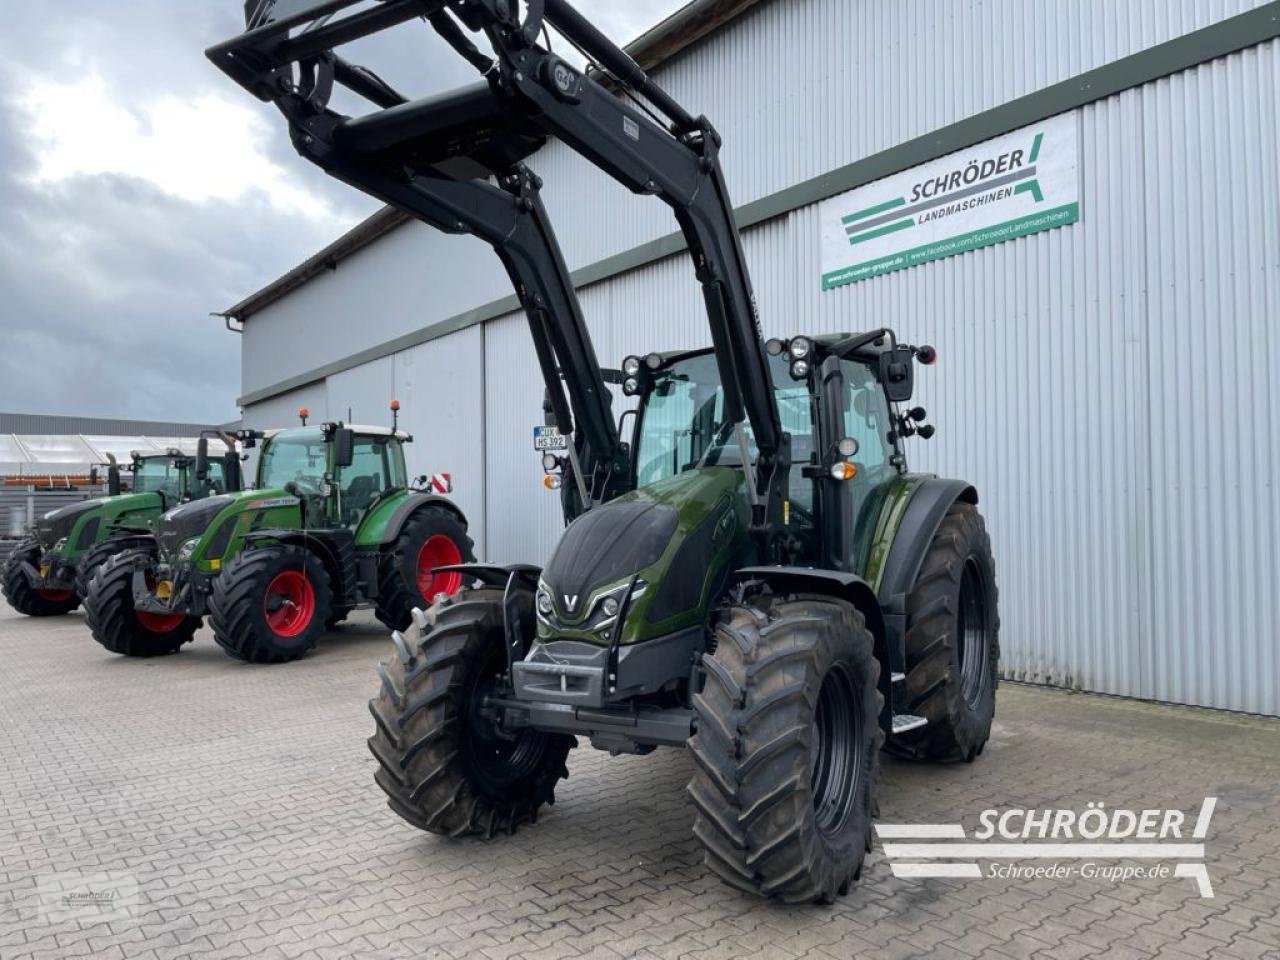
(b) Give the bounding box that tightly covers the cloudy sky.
[0,1,685,425]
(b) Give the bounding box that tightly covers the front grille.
[35,501,97,549]
[157,496,232,560]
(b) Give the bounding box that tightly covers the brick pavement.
[1,601,1278,960]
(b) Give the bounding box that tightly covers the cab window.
[634,353,816,519]
[840,360,894,473]
[338,437,406,523]
[132,459,182,502]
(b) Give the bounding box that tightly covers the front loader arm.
[209,0,789,544]
[208,20,625,517]
[453,0,788,537]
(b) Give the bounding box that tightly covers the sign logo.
[878,797,1218,897]
[563,594,578,612]
[820,111,1080,288]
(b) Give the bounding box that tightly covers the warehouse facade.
[223,0,1280,715]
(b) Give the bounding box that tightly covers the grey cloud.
[0,0,685,422]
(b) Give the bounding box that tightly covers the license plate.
[533,425,567,451]
[156,581,173,600]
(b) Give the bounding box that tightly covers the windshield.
[258,428,328,494]
[635,352,814,511]
[133,458,184,501]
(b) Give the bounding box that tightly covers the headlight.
[789,336,812,359]
[623,377,640,395]
[177,538,199,561]
[601,596,619,617]
[53,538,68,552]
[622,355,641,377]
[536,589,554,617]
[790,359,810,379]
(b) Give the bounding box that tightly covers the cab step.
[892,714,928,734]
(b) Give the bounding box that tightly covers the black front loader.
[209,0,788,551]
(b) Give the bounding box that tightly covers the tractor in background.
[1,437,240,616]
[84,404,473,663]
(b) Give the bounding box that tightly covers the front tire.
[896,502,999,762]
[74,534,155,600]
[374,506,474,631]
[2,540,80,616]
[688,596,882,904]
[368,587,573,837]
[209,545,332,663]
[84,549,200,656]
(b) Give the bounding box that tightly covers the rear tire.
[2,540,80,616]
[368,587,573,837]
[895,502,999,762]
[84,549,200,656]
[209,545,332,664]
[688,596,882,904]
[374,506,473,631]
[74,535,155,600]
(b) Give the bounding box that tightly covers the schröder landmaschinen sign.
[820,112,1079,289]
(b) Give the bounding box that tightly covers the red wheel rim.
[136,610,186,633]
[416,535,462,600]
[37,588,73,602]
[263,569,315,638]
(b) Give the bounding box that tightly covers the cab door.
[831,358,898,575]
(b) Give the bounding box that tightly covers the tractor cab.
[545,330,930,579]
[130,450,233,505]
[254,424,409,530]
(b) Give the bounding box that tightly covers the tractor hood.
[536,467,749,645]
[34,498,102,548]
[34,496,154,547]
[157,488,303,567]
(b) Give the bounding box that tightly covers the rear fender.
[875,478,978,674]
[362,492,469,548]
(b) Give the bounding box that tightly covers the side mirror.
[224,452,243,491]
[195,437,209,485]
[878,346,915,403]
[334,428,355,468]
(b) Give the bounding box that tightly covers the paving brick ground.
[1,600,1278,960]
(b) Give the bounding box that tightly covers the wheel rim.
[466,649,548,794]
[136,610,186,633]
[136,566,184,632]
[415,535,463,601]
[263,570,315,638]
[810,665,863,838]
[956,557,992,707]
[37,588,73,602]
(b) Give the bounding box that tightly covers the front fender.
[874,477,978,674]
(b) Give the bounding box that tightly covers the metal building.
[221,0,1280,716]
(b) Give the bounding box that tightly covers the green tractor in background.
[84,406,474,663]
[1,439,241,617]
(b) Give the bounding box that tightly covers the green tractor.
[1,440,241,617]
[83,408,474,663]
[212,0,998,902]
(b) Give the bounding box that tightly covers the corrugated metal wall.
[242,0,1274,388]
[478,38,1280,716]
[242,3,1279,715]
